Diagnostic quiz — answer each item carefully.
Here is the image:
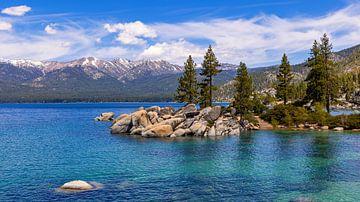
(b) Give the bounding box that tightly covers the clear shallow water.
[0,103,360,201]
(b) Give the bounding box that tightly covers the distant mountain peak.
[0,58,45,68]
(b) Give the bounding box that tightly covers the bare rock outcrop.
[109,104,258,138]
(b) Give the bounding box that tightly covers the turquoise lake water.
[0,103,360,201]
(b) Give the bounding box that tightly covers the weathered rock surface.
[142,124,173,137]
[60,180,93,191]
[109,104,257,138]
[333,127,344,131]
[111,114,132,134]
[95,112,114,121]
[203,106,222,122]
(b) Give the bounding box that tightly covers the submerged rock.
[60,180,93,191]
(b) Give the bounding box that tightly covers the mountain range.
[0,44,359,102]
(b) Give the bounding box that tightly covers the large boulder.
[60,180,93,191]
[95,112,115,121]
[198,107,212,117]
[207,126,216,137]
[161,117,185,129]
[112,114,129,126]
[147,111,159,124]
[145,106,161,113]
[159,107,175,117]
[111,114,132,134]
[142,124,173,137]
[172,128,192,137]
[130,127,146,135]
[203,106,222,122]
[131,110,151,128]
[190,120,208,136]
[185,111,200,118]
[175,104,197,115]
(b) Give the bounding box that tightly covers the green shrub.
[260,104,309,126]
[328,114,360,129]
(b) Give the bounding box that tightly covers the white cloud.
[104,21,157,45]
[2,4,360,66]
[92,46,131,59]
[0,21,12,31]
[140,39,204,64]
[0,25,102,61]
[44,24,57,34]
[1,5,31,16]
[150,4,360,65]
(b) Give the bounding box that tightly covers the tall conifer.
[305,34,338,113]
[276,53,293,104]
[174,55,198,104]
[199,45,221,108]
[233,62,253,116]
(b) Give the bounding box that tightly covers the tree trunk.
[209,76,212,107]
[326,95,330,113]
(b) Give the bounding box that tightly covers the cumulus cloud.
[150,4,360,65]
[0,21,12,31]
[140,39,204,64]
[104,21,157,45]
[1,5,31,16]
[44,24,57,34]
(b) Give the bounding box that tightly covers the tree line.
[175,33,359,116]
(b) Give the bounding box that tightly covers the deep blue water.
[0,103,360,201]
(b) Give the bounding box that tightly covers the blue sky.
[0,0,359,67]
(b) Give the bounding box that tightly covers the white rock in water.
[333,127,344,131]
[60,180,93,190]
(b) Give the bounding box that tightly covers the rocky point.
[107,104,258,138]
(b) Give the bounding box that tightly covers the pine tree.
[199,45,221,108]
[305,40,324,103]
[305,34,338,113]
[233,62,253,116]
[174,55,198,104]
[319,33,338,113]
[276,53,293,105]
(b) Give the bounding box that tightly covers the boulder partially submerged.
[110,104,258,138]
[60,180,94,191]
[95,112,115,121]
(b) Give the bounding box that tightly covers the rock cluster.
[294,123,345,131]
[110,104,257,138]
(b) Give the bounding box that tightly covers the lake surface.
[0,103,360,201]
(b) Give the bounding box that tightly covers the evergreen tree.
[174,55,198,104]
[233,62,253,116]
[305,34,338,113]
[305,40,324,103]
[276,53,293,104]
[319,33,338,113]
[199,45,221,108]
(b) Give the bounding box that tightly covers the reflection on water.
[0,103,360,201]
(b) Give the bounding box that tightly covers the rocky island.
[109,104,258,138]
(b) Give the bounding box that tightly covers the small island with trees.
[103,33,359,138]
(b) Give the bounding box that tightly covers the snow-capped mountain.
[0,57,182,80]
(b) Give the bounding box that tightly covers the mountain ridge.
[0,44,359,103]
